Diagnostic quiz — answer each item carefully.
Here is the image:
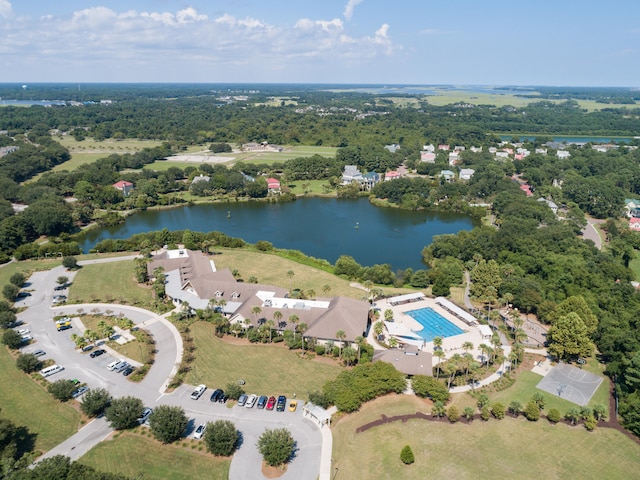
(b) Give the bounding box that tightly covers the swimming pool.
[405,307,464,342]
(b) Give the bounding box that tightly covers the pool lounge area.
[405,307,465,342]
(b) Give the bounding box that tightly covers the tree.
[524,400,541,421]
[342,346,357,366]
[433,349,445,378]
[565,407,581,426]
[257,428,295,467]
[463,406,475,422]
[491,402,505,420]
[412,375,450,403]
[56,275,69,286]
[16,353,41,373]
[432,401,447,419]
[547,312,595,360]
[477,393,490,409]
[47,379,77,402]
[481,405,491,421]
[9,272,25,287]
[508,400,522,417]
[547,408,561,423]
[447,405,460,423]
[593,404,607,421]
[336,330,346,357]
[62,256,78,270]
[286,270,295,294]
[1,329,22,349]
[2,284,19,302]
[105,396,144,430]
[373,321,384,338]
[204,420,239,456]
[400,445,415,465]
[225,382,245,401]
[149,405,188,444]
[81,388,112,417]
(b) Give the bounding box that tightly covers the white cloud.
[0,0,12,19]
[343,0,364,21]
[0,5,400,81]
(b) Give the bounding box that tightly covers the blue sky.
[1,0,639,86]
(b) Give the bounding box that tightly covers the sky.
[1,0,639,86]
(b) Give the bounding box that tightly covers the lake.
[78,198,478,271]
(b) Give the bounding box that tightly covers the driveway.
[17,261,323,479]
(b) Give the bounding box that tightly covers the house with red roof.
[630,218,640,231]
[384,171,400,181]
[267,177,281,194]
[519,184,533,197]
[113,180,134,197]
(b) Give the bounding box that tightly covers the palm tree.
[289,314,299,341]
[342,347,357,367]
[251,306,262,324]
[373,321,384,339]
[336,330,346,357]
[479,343,490,367]
[433,336,443,351]
[307,289,316,300]
[354,335,364,363]
[266,319,275,342]
[463,406,475,422]
[85,329,99,346]
[287,270,295,294]
[322,284,331,296]
[433,349,445,379]
[389,336,398,349]
[298,322,307,353]
[462,341,474,355]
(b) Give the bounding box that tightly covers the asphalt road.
[16,262,322,479]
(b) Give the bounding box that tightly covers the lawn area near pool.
[0,346,81,452]
[81,431,230,480]
[69,261,154,307]
[186,322,341,399]
[332,394,640,480]
[211,248,417,300]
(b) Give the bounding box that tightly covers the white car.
[193,424,206,439]
[245,394,258,408]
[190,384,207,400]
[18,328,30,336]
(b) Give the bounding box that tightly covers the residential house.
[342,165,363,185]
[420,151,436,163]
[470,146,483,153]
[0,146,18,157]
[423,144,435,152]
[495,151,510,159]
[437,144,450,151]
[361,171,381,190]
[520,184,533,197]
[537,197,558,215]
[556,150,571,159]
[439,170,455,182]
[535,148,548,155]
[459,168,475,181]
[384,171,401,181]
[625,199,640,218]
[191,174,210,184]
[630,218,640,231]
[113,180,134,197]
[384,144,401,153]
[267,178,281,194]
[448,152,460,166]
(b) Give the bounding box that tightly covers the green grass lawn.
[482,369,610,417]
[629,249,640,281]
[0,346,81,452]
[69,261,154,307]
[211,248,416,300]
[187,322,341,399]
[80,431,230,480]
[332,394,640,480]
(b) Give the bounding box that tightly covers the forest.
[2,84,640,437]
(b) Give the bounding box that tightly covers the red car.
[266,396,276,410]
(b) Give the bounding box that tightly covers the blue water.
[406,307,464,342]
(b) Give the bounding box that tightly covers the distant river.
[78,198,478,270]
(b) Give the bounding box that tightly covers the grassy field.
[0,258,62,289]
[0,346,81,452]
[629,250,640,280]
[186,322,341,399]
[69,261,154,307]
[332,394,640,480]
[81,431,230,480]
[211,247,417,300]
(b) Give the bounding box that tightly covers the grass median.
[81,431,230,480]
[186,322,341,399]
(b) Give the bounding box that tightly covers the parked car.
[266,396,276,410]
[16,291,31,299]
[288,400,298,412]
[72,386,89,398]
[107,360,122,371]
[220,394,229,403]
[32,349,46,357]
[114,362,129,373]
[137,407,153,425]
[54,285,66,291]
[90,349,106,358]
[209,389,224,403]
[56,322,72,331]
[276,395,286,412]
[51,295,66,304]
[237,394,248,407]
[245,394,257,408]
[191,384,207,400]
[17,328,30,336]
[193,424,206,440]
[122,366,135,376]
[81,344,94,352]
[20,334,33,343]
[257,395,268,409]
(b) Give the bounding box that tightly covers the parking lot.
[15,262,323,480]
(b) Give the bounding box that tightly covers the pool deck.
[378,295,490,365]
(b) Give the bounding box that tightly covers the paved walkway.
[582,217,605,250]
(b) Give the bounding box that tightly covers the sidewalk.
[318,406,337,480]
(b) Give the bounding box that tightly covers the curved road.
[582,218,604,250]
[16,259,323,479]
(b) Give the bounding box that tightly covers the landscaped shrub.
[481,405,491,421]
[411,375,450,404]
[315,345,326,356]
[400,445,415,465]
[524,400,541,421]
[547,408,561,423]
[584,415,597,431]
[432,401,446,419]
[447,405,460,423]
[491,402,505,420]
